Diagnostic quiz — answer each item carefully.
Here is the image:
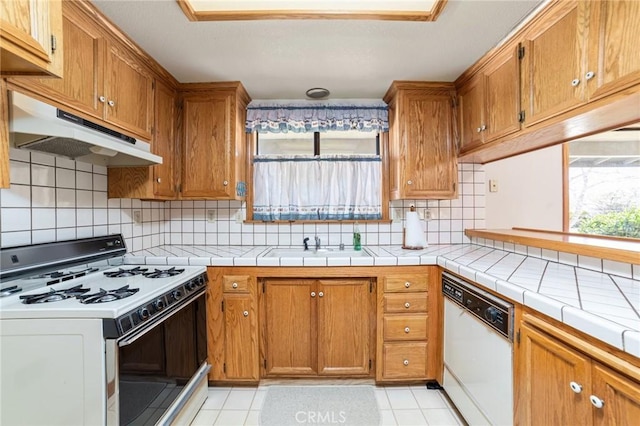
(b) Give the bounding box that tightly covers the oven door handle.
[117,291,204,348]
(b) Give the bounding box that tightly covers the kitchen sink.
[264,247,371,258]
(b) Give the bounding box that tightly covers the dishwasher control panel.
[442,272,513,340]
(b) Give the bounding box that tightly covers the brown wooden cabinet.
[457,43,521,152]
[108,79,178,200]
[179,82,250,199]
[0,0,63,77]
[262,278,373,377]
[384,81,457,199]
[207,270,259,382]
[9,1,153,140]
[377,268,441,382]
[517,315,640,425]
[1,79,9,189]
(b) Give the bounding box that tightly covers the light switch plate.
[133,210,142,224]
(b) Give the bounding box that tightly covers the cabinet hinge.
[262,281,265,293]
[369,359,372,369]
[516,329,521,345]
[221,300,224,312]
[518,45,525,60]
[453,182,456,192]
[264,359,267,369]
[518,110,526,123]
[223,363,226,373]
[369,281,373,293]
[51,35,57,53]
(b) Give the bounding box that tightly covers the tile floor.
[190,384,466,426]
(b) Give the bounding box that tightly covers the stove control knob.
[138,307,150,321]
[171,290,183,301]
[185,281,196,291]
[196,276,206,287]
[484,307,499,323]
[154,299,166,311]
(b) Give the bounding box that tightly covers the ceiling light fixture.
[306,88,330,99]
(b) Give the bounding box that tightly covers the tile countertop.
[126,244,640,359]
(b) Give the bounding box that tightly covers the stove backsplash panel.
[0,149,486,251]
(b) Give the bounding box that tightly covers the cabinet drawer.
[384,293,428,313]
[383,315,428,341]
[384,275,428,292]
[223,276,250,293]
[382,343,428,379]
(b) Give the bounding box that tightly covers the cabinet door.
[587,1,640,101]
[517,322,592,426]
[484,45,521,142]
[521,1,588,127]
[457,75,484,151]
[591,363,640,425]
[402,90,457,198]
[33,5,105,119]
[223,293,258,380]
[105,42,153,140]
[264,279,316,376]
[152,80,177,198]
[0,0,63,77]
[181,93,234,199]
[317,279,370,376]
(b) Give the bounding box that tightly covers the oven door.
[106,292,208,426]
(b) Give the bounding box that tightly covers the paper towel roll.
[404,211,427,248]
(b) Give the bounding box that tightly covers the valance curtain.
[253,155,382,221]
[245,99,388,133]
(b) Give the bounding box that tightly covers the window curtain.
[253,155,382,221]
[245,99,388,133]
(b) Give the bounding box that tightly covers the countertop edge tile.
[623,330,640,358]
[523,291,565,322]
[562,305,626,350]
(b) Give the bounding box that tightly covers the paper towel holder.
[402,206,426,250]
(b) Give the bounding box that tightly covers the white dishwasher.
[442,272,514,426]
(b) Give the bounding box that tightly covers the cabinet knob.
[407,180,413,185]
[585,71,595,80]
[481,125,487,131]
[243,310,249,317]
[571,79,580,87]
[403,359,409,366]
[108,99,115,107]
[223,180,229,186]
[232,282,238,288]
[404,282,411,288]
[477,127,482,133]
[589,395,604,409]
[404,327,410,333]
[569,382,582,394]
[99,96,106,103]
[311,292,316,297]
[318,291,324,297]
[156,178,162,184]
[404,302,411,309]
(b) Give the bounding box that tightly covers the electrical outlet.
[235,210,244,224]
[392,208,403,222]
[489,179,498,192]
[133,210,142,224]
[418,209,425,220]
[206,209,217,223]
[424,209,436,220]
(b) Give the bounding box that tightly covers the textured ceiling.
[93,0,542,100]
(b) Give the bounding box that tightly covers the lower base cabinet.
[517,314,640,425]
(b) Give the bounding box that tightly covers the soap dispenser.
[353,222,362,251]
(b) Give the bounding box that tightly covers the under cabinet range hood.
[9,91,162,167]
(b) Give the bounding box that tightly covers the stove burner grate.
[20,285,91,304]
[143,267,185,279]
[77,285,140,304]
[103,267,149,278]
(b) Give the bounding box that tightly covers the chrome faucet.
[315,236,321,251]
[303,237,310,251]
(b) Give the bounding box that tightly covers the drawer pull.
[404,327,410,333]
[232,282,238,289]
[590,395,604,409]
[569,382,582,394]
[403,359,409,366]
[404,302,411,309]
[404,282,411,288]
[243,311,249,317]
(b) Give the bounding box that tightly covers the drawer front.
[382,343,428,379]
[384,275,428,292]
[223,275,250,293]
[383,315,428,341]
[384,293,428,313]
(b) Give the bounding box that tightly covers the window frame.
[245,131,390,223]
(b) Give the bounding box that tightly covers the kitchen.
[1,0,639,425]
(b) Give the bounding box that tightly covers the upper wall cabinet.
[0,0,63,77]
[384,81,458,200]
[180,83,250,200]
[457,43,521,152]
[1,79,9,189]
[9,1,154,141]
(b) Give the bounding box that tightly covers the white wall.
[483,145,563,231]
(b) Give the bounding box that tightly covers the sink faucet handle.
[303,237,310,251]
[315,236,321,250]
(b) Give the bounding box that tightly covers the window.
[249,131,386,222]
[565,126,640,238]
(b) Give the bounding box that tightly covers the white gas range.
[0,235,210,426]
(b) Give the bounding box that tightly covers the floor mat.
[259,385,380,426]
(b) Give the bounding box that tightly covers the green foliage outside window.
[575,207,640,238]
